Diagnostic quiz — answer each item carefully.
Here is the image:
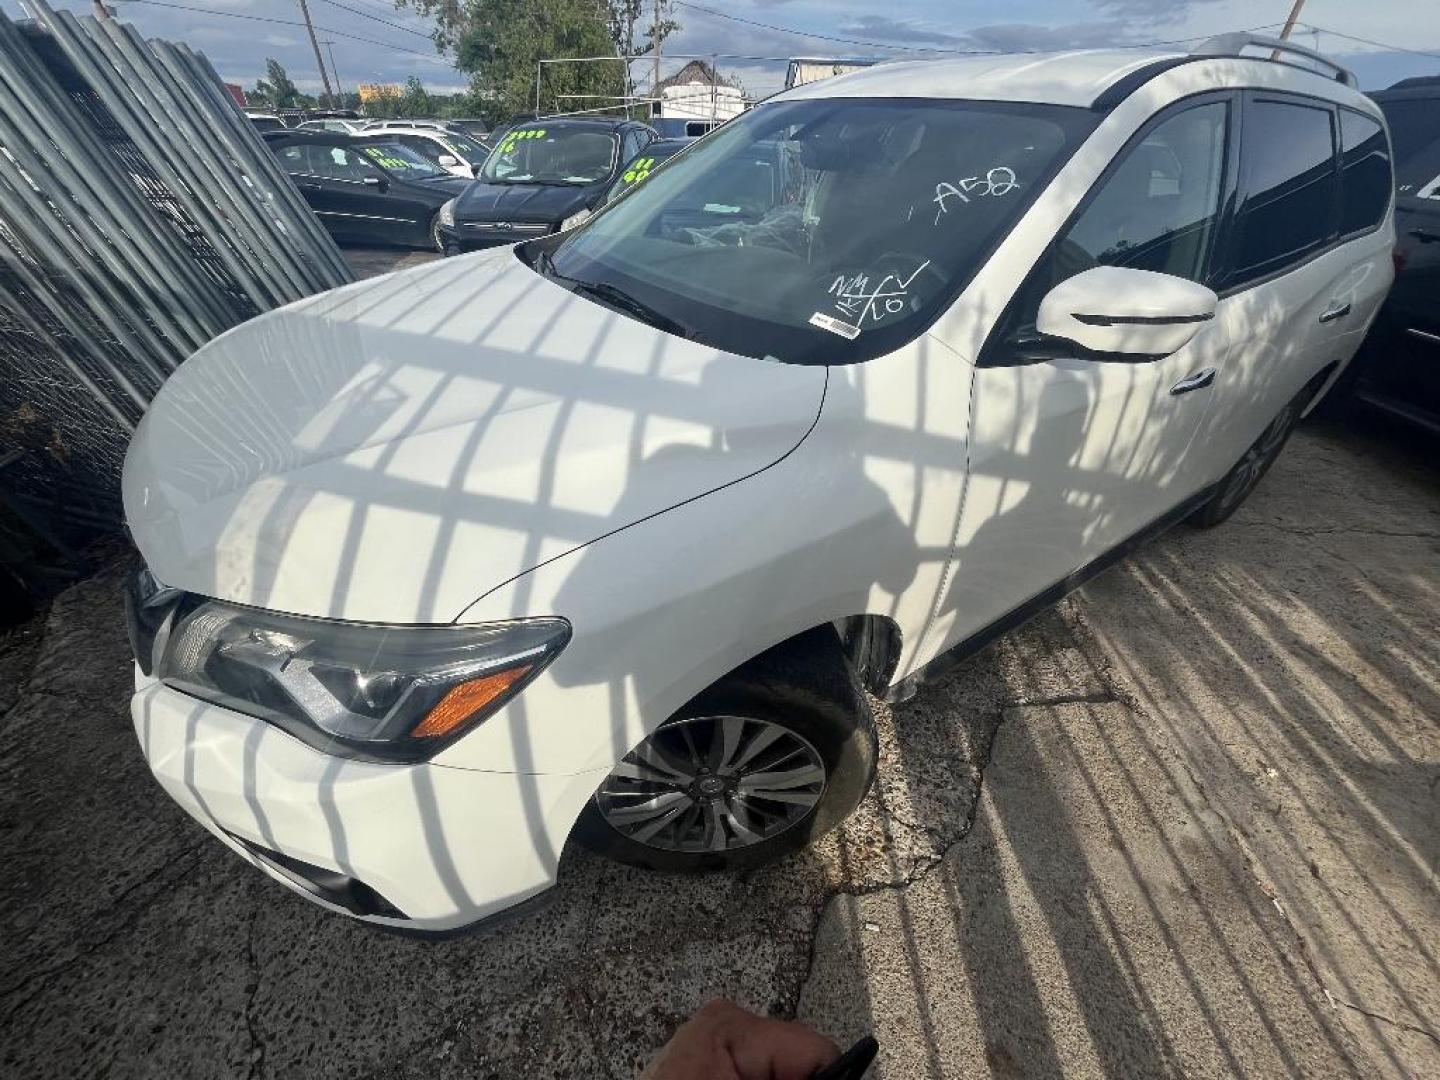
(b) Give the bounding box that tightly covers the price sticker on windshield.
[622,157,656,186]
[361,147,409,170]
[500,128,546,154]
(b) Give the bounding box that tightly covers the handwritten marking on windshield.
[828,260,931,326]
[933,167,1019,224]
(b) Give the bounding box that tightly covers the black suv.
[438,117,658,253]
[1347,77,1440,431]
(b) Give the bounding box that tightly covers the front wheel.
[1190,374,1322,528]
[428,212,445,253]
[573,629,877,872]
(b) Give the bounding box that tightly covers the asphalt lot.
[1,247,1435,1078]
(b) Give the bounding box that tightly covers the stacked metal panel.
[0,1,353,588]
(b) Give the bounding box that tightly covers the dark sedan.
[267,132,473,250]
[439,117,658,254]
[1344,77,1440,431]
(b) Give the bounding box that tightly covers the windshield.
[480,125,619,185]
[529,98,1095,364]
[436,131,489,162]
[359,141,446,180]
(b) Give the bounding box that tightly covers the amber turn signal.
[410,666,533,739]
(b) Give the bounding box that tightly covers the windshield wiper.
[566,279,690,338]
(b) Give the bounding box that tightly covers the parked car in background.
[651,118,722,139]
[244,110,286,134]
[1342,76,1440,431]
[602,137,689,203]
[437,116,658,253]
[359,126,492,178]
[446,117,491,139]
[126,38,1392,934]
[298,117,368,135]
[266,132,472,249]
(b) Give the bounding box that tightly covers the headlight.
[559,207,592,232]
[438,198,457,227]
[154,599,568,763]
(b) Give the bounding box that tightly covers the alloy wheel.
[1219,402,1295,510]
[596,715,827,853]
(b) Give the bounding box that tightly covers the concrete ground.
[1,243,1433,1078]
[2,414,1435,1079]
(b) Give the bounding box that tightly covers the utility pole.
[296,0,335,107]
[1270,0,1307,60]
[1276,0,1307,41]
[652,0,661,115]
[323,41,343,101]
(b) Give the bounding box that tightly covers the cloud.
[1088,0,1228,17]
[835,17,963,45]
[961,21,1138,52]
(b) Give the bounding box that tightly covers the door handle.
[1410,227,1440,244]
[1318,302,1352,323]
[1170,368,1216,395]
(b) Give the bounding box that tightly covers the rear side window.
[1338,110,1391,233]
[1227,98,1337,285]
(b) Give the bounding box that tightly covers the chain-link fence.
[0,1,354,605]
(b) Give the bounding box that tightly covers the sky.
[5,0,1438,99]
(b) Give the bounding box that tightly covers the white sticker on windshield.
[809,311,862,340]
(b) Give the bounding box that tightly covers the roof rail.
[1190,32,1358,88]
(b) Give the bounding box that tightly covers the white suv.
[123,37,1393,933]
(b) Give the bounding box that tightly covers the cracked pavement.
[2,401,1437,1076]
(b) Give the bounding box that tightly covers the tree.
[400,0,677,121]
[251,58,303,110]
[401,75,433,117]
[604,0,679,60]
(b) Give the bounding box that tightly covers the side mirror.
[1036,266,1217,361]
[436,154,459,167]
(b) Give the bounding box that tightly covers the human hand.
[642,998,840,1080]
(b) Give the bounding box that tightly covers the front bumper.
[438,220,555,254]
[132,679,606,933]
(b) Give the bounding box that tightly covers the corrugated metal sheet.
[0,1,354,591]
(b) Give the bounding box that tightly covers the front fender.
[433,336,973,775]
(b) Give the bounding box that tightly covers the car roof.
[264,131,377,147]
[517,116,637,131]
[1370,82,1440,103]
[648,139,690,156]
[358,127,456,138]
[776,48,1369,111]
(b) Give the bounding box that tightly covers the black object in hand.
[812,1035,879,1079]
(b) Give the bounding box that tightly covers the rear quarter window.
[1338,109,1391,234]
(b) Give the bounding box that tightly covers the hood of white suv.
[123,251,826,624]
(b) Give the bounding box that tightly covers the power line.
[1299,22,1440,62]
[125,0,438,58]
[316,0,434,41]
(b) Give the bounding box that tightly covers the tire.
[428,212,445,253]
[572,627,878,872]
[1189,372,1324,529]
